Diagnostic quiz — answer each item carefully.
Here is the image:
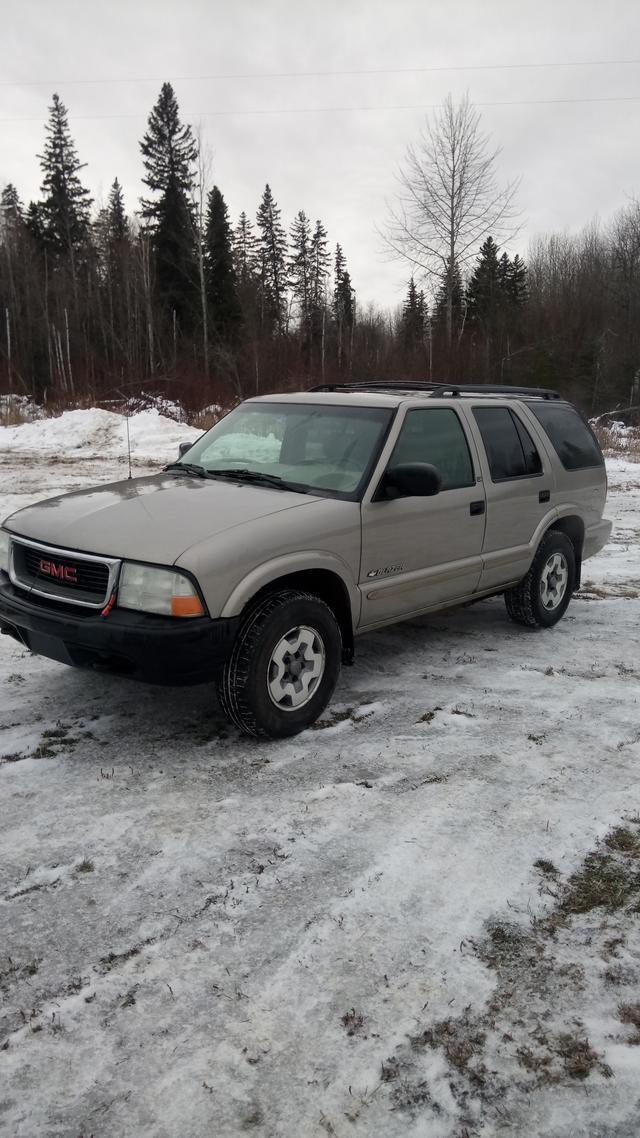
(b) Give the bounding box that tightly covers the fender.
[219,549,361,628]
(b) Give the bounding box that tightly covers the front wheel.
[504,531,576,628]
[217,589,342,738]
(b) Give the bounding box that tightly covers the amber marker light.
[171,594,205,618]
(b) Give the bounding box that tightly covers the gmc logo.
[39,559,78,583]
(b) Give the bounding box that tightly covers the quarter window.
[389,408,474,490]
[473,407,542,481]
[527,403,604,471]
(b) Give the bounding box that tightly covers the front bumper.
[0,575,239,685]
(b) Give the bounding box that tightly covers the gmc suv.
[0,383,612,737]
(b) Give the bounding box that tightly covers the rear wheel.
[217,589,342,738]
[504,531,576,628]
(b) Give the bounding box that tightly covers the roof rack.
[310,381,563,401]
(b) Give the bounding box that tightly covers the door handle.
[539,489,550,503]
[470,500,485,516]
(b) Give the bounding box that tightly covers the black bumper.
[0,576,239,685]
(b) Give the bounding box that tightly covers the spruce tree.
[37,93,92,262]
[288,210,312,328]
[333,244,355,370]
[1,184,24,238]
[234,211,258,285]
[105,178,128,242]
[255,184,287,334]
[309,219,330,338]
[466,236,502,326]
[139,83,198,328]
[507,254,528,307]
[205,186,241,343]
[401,277,427,351]
[434,259,464,335]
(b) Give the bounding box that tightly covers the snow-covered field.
[1,411,639,1138]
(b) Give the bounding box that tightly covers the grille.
[12,541,112,607]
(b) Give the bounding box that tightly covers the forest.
[0,83,639,417]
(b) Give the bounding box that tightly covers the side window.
[389,408,474,490]
[473,407,542,482]
[527,404,604,471]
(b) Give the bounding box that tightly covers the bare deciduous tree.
[384,94,520,348]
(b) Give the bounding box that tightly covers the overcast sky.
[2,0,639,309]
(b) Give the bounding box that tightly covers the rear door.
[359,405,485,628]
[464,403,556,591]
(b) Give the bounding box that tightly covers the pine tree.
[205,186,241,343]
[139,83,198,328]
[37,93,92,263]
[255,184,287,335]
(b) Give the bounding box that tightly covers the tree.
[205,186,241,344]
[309,219,330,340]
[1,184,24,240]
[384,93,519,348]
[255,184,287,335]
[400,277,427,352]
[288,210,312,330]
[466,236,502,327]
[139,83,198,332]
[433,258,465,340]
[333,244,355,370]
[37,94,92,270]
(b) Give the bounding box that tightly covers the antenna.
[125,411,132,480]
[116,386,133,479]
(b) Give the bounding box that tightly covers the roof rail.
[309,381,563,401]
[427,383,563,401]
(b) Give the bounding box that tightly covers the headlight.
[0,529,10,574]
[117,562,205,618]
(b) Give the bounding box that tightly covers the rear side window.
[527,404,604,471]
[473,407,542,481]
[389,408,474,490]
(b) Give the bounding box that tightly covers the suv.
[0,383,611,738]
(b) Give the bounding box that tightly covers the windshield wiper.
[206,468,309,493]
[164,461,209,478]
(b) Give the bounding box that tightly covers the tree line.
[0,86,638,415]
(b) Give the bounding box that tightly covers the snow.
[0,406,200,462]
[1,415,639,1137]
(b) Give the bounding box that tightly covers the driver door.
[359,406,485,628]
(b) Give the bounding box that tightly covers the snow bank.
[0,407,201,462]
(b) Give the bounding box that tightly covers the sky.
[1,0,640,310]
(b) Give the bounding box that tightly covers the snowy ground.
[1,412,639,1138]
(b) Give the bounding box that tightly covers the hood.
[4,473,321,564]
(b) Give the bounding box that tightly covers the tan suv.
[0,383,611,738]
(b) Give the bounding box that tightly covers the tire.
[504,530,576,629]
[217,589,342,738]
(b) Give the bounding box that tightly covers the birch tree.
[384,94,519,349]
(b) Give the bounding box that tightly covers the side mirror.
[178,441,193,458]
[379,462,442,500]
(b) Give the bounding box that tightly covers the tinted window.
[528,403,604,471]
[390,408,474,490]
[473,407,542,481]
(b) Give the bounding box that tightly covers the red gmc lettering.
[38,559,78,583]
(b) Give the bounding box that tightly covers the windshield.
[175,402,393,497]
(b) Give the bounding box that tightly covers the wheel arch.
[546,513,585,587]
[220,556,358,664]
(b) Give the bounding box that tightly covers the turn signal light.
[171,595,205,618]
